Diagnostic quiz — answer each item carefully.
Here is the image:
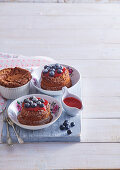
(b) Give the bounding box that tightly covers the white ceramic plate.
[31,64,80,96]
[7,94,62,130]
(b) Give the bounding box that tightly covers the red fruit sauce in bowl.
[63,97,82,109]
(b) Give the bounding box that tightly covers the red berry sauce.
[63,97,82,109]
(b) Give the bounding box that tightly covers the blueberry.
[32,97,38,102]
[31,103,37,108]
[49,71,55,77]
[24,103,30,108]
[51,65,56,69]
[37,101,41,105]
[39,98,45,103]
[65,124,70,130]
[67,129,72,135]
[43,69,48,74]
[58,65,63,70]
[64,120,69,124]
[63,120,69,127]
[71,122,75,127]
[29,96,33,100]
[55,63,61,68]
[38,103,44,108]
[46,66,50,71]
[60,125,65,130]
[57,69,63,74]
[44,65,48,69]
[50,68,55,72]
[24,98,30,103]
[29,100,34,105]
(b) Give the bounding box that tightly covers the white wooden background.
[1,0,120,3]
[1,3,120,169]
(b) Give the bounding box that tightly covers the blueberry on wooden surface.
[64,120,69,124]
[67,129,72,135]
[71,122,75,127]
[63,120,69,127]
[65,124,70,130]
[60,125,65,130]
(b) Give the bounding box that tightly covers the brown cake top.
[0,67,32,88]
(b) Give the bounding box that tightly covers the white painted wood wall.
[1,0,120,3]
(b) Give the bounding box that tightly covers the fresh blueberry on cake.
[41,63,72,91]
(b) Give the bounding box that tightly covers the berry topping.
[71,122,75,127]
[24,98,30,103]
[58,65,63,70]
[38,103,44,108]
[50,68,55,72]
[44,65,48,69]
[37,101,41,105]
[49,71,55,77]
[67,129,72,135]
[55,63,61,68]
[43,69,48,74]
[29,100,34,105]
[29,96,33,100]
[39,98,45,103]
[24,103,30,108]
[60,125,65,130]
[46,66,50,71]
[32,97,38,102]
[57,69,63,74]
[51,65,56,69]
[31,103,37,108]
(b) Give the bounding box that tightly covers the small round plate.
[31,64,80,96]
[7,94,62,130]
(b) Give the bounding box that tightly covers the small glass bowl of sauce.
[62,87,83,117]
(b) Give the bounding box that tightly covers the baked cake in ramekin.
[0,67,32,99]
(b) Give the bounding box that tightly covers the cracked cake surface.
[0,67,32,88]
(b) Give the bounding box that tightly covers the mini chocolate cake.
[17,96,53,126]
[0,67,32,88]
[41,64,72,91]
